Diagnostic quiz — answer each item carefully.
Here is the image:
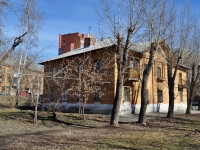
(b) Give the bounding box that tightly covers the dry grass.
[0,96,32,108]
[0,106,200,149]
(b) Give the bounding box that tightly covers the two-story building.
[39,38,188,115]
[0,58,44,96]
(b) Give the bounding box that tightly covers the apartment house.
[0,59,43,96]
[40,38,188,115]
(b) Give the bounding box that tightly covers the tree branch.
[0,32,28,64]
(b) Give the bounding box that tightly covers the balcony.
[128,69,139,81]
[157,77,166,82]
[178,79,188,89]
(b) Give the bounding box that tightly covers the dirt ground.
[0,108,200,150]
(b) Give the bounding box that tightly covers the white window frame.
[51,67,56,77]
[50,90,54,102]
[61,89,67,101]
[94,59,102,72]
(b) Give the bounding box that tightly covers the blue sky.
[5,0,200,61]
[6,0,99,61]
[36,0,99,59]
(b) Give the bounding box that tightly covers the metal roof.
[39,38,150,65]
[179,64,190,70]
[129,42,150,52]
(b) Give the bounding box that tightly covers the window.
[38,77,42,82]
[78,63,83,75]
[129,57,140,70]
[61,89,67,100]
[6,86,10,94]
[179,73,182,82]
[180,91,183,102]
[94,59,102,72]
[124,87,130,102]
[157,90,163,103]
[157,67,161,78]
[134,59,140,70]
[14,69,18,74]
[8,76,11,83]
[13,77,17,86]
[62,66,68,77]
[51,67,56,77]
[94,90,101,100]
[1,76,5,82]
[50,90,54,102]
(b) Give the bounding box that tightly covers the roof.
[179,64,190,70]
[39,38,151,65]
[129,42,150,53]
[39,38,117,65]
[0,55,44,72]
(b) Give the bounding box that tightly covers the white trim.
[132,103,187,114]
[43,102,188,115]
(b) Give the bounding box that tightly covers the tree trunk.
[34,96,38,124]
[15,89,19,107]
[138,77,148,123]
[186,64,198,114]
[138,43,157,124]
[186,93,192,114]
[166,62,174,118]
[83,102,86,120]
[110,77,123,126]
[166,80,174,118]
[186,80,194,114]
[110,34,123,126]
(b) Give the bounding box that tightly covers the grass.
[0,95,31,108]
[0,98,200,149]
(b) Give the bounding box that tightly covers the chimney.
[84,37,91,48]
[58,34,62,55]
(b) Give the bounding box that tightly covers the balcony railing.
[157,77,166,82]
[128,69,139,81]
[178,79,188,89]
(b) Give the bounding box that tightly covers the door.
[157,90,163,112]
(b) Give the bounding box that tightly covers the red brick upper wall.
[58,32,95,55]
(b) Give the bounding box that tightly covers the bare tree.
[185,25,200,114]
[165,4,196,118]
[97,0,175,125]
[138,0,176,123]
[14,0,44,106]
[97,0,145,126]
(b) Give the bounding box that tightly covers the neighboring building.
[40,38,189,115]
[0,58,44,96]
[58,32,95,55]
